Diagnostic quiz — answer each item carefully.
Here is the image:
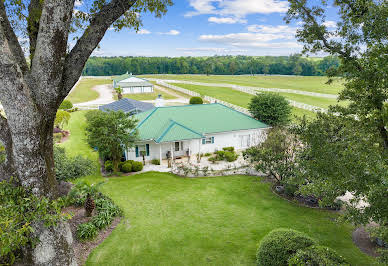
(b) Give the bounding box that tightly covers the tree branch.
[63,0,137,95]
[0,0,29,73]
[29,0,75,105]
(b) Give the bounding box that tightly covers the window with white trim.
[202,137,214,144]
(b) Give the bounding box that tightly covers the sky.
[80,0,338,57]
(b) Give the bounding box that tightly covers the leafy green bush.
[66,181,100,207]
[215,150,226,160]
[59,100,73,110]
[224,151,238,162]
[256,228,315,266]
[95,197,123,217]
[121,162,132,173]
[284,183,298,197]
[204,152,212,157]
[222,147,234,152]
[208,156,218,164]
[189,96,203,104]
[118,161,126,171]
[151,159,160,165]
[54,146,94,181]
[91,211,113,230]
[0,180,66,264]
[104,160,113,172]
[132,161,143,172]
[288,245,348,266]
[76,222,98,240]
[248,93,291,126]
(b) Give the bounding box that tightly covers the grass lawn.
[172,83,316,120]
[118,88,178,101]
[61,111,374,266]
[86,172,374,266]
[140,74,344,95]
[66,78,111,104]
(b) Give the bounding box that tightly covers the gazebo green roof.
[133,103,269,143]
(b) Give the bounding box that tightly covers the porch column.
[198,139,201,162]
[159,144,162,164]
[171,143,174,162]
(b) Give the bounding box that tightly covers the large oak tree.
[0,0,172,265]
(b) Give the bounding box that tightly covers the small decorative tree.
[115,86,123,100]
[55,110,71,129]
[140,150,146,165]
[86,110,138,172]
[59,100,73,110]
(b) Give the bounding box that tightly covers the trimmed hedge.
[132,161,143,172]
[104,160,113,172]
[256,228,316,266]
[288,245,348,266]
[121,162,132,173]
[189,97,203,104]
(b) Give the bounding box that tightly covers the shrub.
[121,162,132,173]
[208,157,218,164]
[248,93,291,126]
[288,245,348,266]
[95,197,123,217]
[118,161,126,171]
[189,96,203,104]
[215,150,226,160]
[59,100,73,110]
[222,147,234,152]
[76,222,98,240]
[204,152,212,157]
[284,183,298,197]
[66,181,100,207]
[132,161,143,172]
[104,160,113,172]
[151,159,160,165]
[256,228,316,266]
[54,146,94,181]
[224,151,238,162]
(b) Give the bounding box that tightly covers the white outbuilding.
[113,73,154,94]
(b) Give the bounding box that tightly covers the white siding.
[122,86,153,94]
[126,128,267,162]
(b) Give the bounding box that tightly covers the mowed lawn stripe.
[141,74,344,95]
[172,83,316,119]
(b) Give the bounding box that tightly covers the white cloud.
[247,25,297,35]
[137,29,151,35]
[159,30,180,35]
[186,0,289,17]
[199,31,301,49]
[208,17,247,24]
[323,20,337,28]
[74,0,83,7]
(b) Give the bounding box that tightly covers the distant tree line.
[82,55,340,76]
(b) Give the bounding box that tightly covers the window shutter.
[211,137,214,144]
[202,138,205,145]
[146,144,150,156]
[135,146,139,157]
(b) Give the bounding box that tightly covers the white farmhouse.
[113,73,154,94]
[125,103,269,162]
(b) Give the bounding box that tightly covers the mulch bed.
[63,206,121,266]
[352,226,379,258]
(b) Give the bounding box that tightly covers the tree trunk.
[6,108,76,265]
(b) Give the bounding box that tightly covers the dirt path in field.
[75,84,115,108]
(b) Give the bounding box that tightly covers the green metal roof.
[133,103,269,143]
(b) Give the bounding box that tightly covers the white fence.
[149,78,337,99]
[156,81,201,97]
[155,80,327,113]
[203,96,252,116]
